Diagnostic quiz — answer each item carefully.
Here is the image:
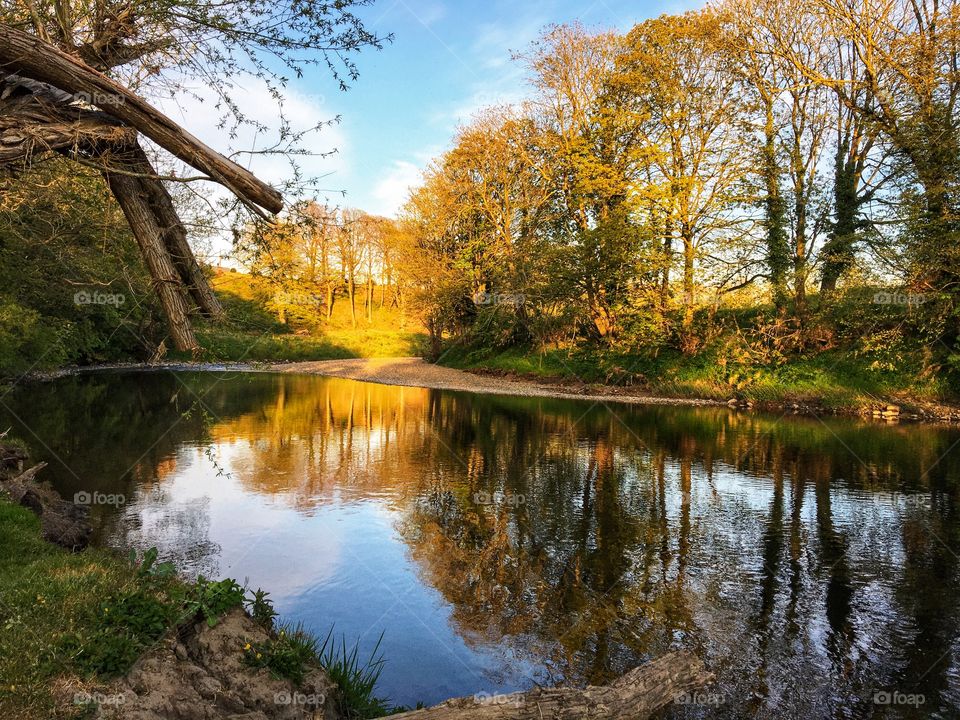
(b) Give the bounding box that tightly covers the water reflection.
[3,370,960,717]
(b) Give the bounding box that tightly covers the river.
[3,370,958,718]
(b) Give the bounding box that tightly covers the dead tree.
[0,25,285,351]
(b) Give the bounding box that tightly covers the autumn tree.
[612,10,752,349]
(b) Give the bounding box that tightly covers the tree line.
[242,203,409,329]
[380,0,960,369]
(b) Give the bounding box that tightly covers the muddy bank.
[90,608,339,720]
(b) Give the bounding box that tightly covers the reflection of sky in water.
[5,371,960,717]
[114,443,544,707]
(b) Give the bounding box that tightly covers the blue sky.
[293,0,702,217]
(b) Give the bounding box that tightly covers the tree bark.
[0,26,283,214]
[0,75,135,162]
[381,651,712,720]
[104,169,199,351]
[124,144,225,319]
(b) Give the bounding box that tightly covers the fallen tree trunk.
[380,651,713,720]
[2,76,223,325]
[0,26,283,215]
[124,143,225,319]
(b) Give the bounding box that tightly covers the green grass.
[242,623,393,718]
[0,496,394,719]
[440,342,956,413]
[0,501,147,719]
[170,326,427,363]
[318,630,391,718]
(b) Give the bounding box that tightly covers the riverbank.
[16,350,960,424]
[0,445,383,720]
[0,497,346,720]
[264,356,960,423]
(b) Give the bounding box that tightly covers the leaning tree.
[0,0,386,351]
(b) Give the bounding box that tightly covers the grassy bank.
[176,269,428,364]
[168,326,428,364]
[0,500,139,719]
[0,496,391,719]
[439,343,958,415]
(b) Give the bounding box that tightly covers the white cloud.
[151,82,347,190]
[369,160,423,218]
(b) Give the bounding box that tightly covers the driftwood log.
[381,651,713,720]
[0,25,283,350]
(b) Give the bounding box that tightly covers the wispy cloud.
[369,160,423,217]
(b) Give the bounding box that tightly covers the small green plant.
[243,623,321,685]
[130,547,176,582]
[245,588,279,630]
[319,629,389,719]
[187,576,245,627]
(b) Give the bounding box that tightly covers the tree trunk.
[125,144,224,319]
[380,651,712,720]
[326,283,335,320]
[660,218,672,317]
[763,101,790,310]
[348,276,357,328]
[681,231,696,351]
[367,274,374,323]
[0,75,135,162]
[104,170,199,351]
[0,26,282,214]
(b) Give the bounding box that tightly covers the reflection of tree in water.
[8,372,960,716]
[114,490,221,579]
[388,396,960,717]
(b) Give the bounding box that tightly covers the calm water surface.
[3,370,960,718]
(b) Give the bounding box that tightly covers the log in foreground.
[382,651,713,720]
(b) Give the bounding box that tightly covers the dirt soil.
[86,609,340,720]
[266,357,724,407]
